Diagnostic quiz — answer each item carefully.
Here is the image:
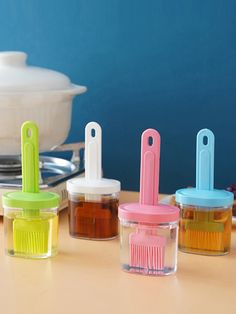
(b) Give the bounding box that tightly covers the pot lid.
[0,51,85,93]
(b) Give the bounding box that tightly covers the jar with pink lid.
[118,129,179,276]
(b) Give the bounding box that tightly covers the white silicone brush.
[85,122,102,201]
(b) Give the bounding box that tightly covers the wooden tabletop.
[0,191,235,314]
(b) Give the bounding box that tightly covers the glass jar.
[3,205,59,259]
[177,203,232,255]
[119,203,179,276]
[67,121,121,240]
[67,177,120,240]
[176,128,234,256]
[68,191,119,239]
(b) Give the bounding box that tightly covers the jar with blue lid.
[175,129,233,256]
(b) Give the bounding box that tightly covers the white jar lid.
[0,51,86,93]
[67,177,121,195]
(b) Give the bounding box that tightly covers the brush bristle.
[183,220,224,252]
[184,229,224,251]
[129,232,166,270]
[130,243,165,269]
[13,219,49,255]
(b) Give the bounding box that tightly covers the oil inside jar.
[4,211,58,258]
[178,205,232,255]
[68,194,119,240]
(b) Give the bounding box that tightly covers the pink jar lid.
[118,202,180,224]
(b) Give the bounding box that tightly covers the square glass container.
[119,218,178,275]
[176,128,234,256]
[4,205,59,259]
[68,191,119,240]
[119,202,179,276]
[177,203,232,255]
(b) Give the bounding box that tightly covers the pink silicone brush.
[129,129,166,271]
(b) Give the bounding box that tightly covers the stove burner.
[0,142,85,188]
[0,156,21,173]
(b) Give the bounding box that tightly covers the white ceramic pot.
[0,51,87,155]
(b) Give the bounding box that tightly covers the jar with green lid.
[2,121,60,259]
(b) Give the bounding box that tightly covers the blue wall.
[0,0,235,193]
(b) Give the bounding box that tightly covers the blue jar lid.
[175,128,234,208]
[176,188,233,207]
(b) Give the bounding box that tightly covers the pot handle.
[0,51,27,67]
[62,84,87,96]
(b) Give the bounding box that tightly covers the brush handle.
[21,121,39,193]
[196,129,215,191]
[139,129,160,206]
[85,122,102,180]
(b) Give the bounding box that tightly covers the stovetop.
[0,142,85,189]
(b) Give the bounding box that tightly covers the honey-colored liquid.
[68,197,119,239]
[178,206,232,255]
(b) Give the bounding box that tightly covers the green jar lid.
[2,191,60,209]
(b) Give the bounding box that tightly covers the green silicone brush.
[13,122,49,255]
[13,122,50,256]
[3,122,60,258]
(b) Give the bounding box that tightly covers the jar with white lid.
[67,122,121,240]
